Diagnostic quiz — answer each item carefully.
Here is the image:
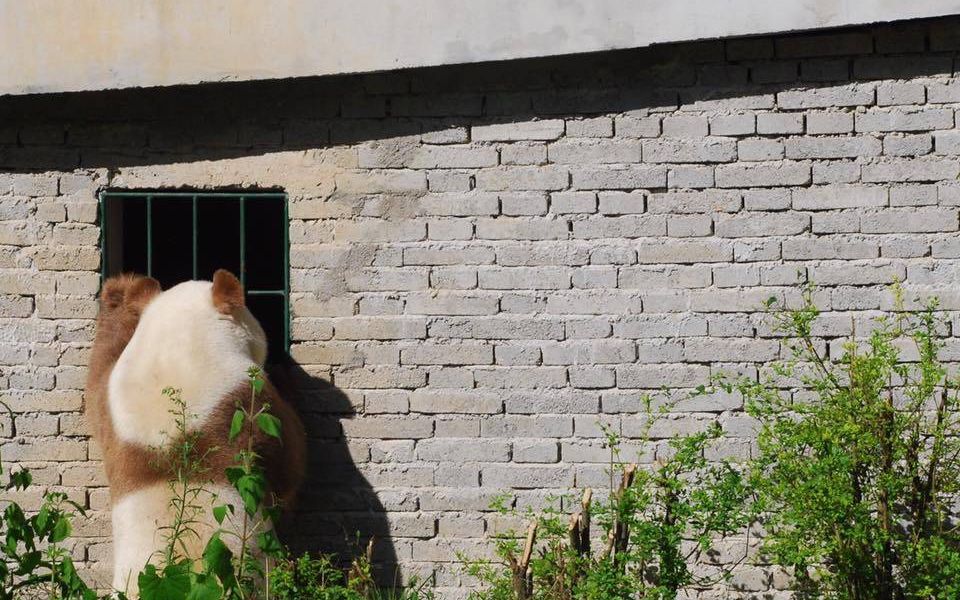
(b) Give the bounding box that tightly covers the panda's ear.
[125,276,161,311]
[99,277,128,310]
[212,269,245,314]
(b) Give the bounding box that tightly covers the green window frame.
[98,190,290,361]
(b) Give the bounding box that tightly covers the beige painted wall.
[3,0,960,96]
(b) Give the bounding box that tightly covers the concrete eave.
[3,0,960,96]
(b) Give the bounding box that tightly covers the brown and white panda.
[85,270,306,596]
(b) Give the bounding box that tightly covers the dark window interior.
[101,191,289,363]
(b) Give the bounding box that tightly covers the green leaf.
[252,376,265,395]
[6,469,31,491]
[257,529,283,556]
[202,533,234,586]
[138,562,192,600]
[184,575,222,600]
[228,409,245,442]
[212,504,228,525]
[234,473,267,515]
[255,413,282,439]
[14,550,41,575]
[50,515,71,543]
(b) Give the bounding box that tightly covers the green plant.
[724,285,960,599]
[269,543,434,600]
[0,402,97,599]
[465,400,752,600]
[137,366,285,600]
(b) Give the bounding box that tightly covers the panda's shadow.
[268,360,400,586]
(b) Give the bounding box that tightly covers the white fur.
[107,280,267,447]
[111,483,248,596]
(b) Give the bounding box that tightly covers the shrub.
[464,402,752,600]
[0,368,431,599]
[724,286,960,599]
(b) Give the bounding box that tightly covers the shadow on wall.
[0,16,956,173]
[268,359,400,586]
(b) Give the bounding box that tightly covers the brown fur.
[86,272,306,508]
[212,269,245,315]
[86,274,167,499]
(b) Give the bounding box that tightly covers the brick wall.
[3,16,960,597]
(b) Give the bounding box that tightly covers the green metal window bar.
[98,190,290,361]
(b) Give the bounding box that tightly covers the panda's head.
[137,269,268,366]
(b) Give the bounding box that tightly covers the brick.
[496,242,589,266]
[616,364,710,388]
[430,317,564,340]
[889,185,937,207]
[566,117,613,138]
[636,239,732,263]
[782,237,878,260]
[410,389,501,414]
[403,246,494,265]
[474,367,567,388]
[792,185,887,210]
[933,131,960,155]
[709,113,755,136]
[345,268,429,292]
[572,215,666,239]
[401,344,493,365]
[777,84,875,109]
[854,56,952,80]
[417,439,510,462]
[809,262,906,285]
[597,191,645,215]
[647,190,741,214]
[716,162,810,188]
[785,136,881,159]
[481,415,572,438]
[667,165,714,188]
[513,440,559,463]
[341,416,434,439]
[472,120,564,141]
[335,220,426,242]
[861,159,960,183]
[856,108,954,133]
[405,292,498,316]
[500,142,547,166]
[615,116,661,138]
[661,116,708,138]
[806,111,854,134]
[813,161,861,184]
[927,82,960,103]
[738,139,783,161]
[475,166,568,191]
[716,213,810,237]
[571,165,667,190]
[775,32,872,57]
[685,338,779,362]
[478,267,570,290]
[550,191,596,214]
[620,265,711,289]
[861,208,958,233]
[645,137,737,163]
[884,134,932,157]
[475,218,568,241]
[877,83,926,106]
[336,170,426,193]
[481,465,572,489]
[548,140,641,164]
[756,113,804,134]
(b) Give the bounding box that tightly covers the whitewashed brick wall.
[2,16,960,597]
